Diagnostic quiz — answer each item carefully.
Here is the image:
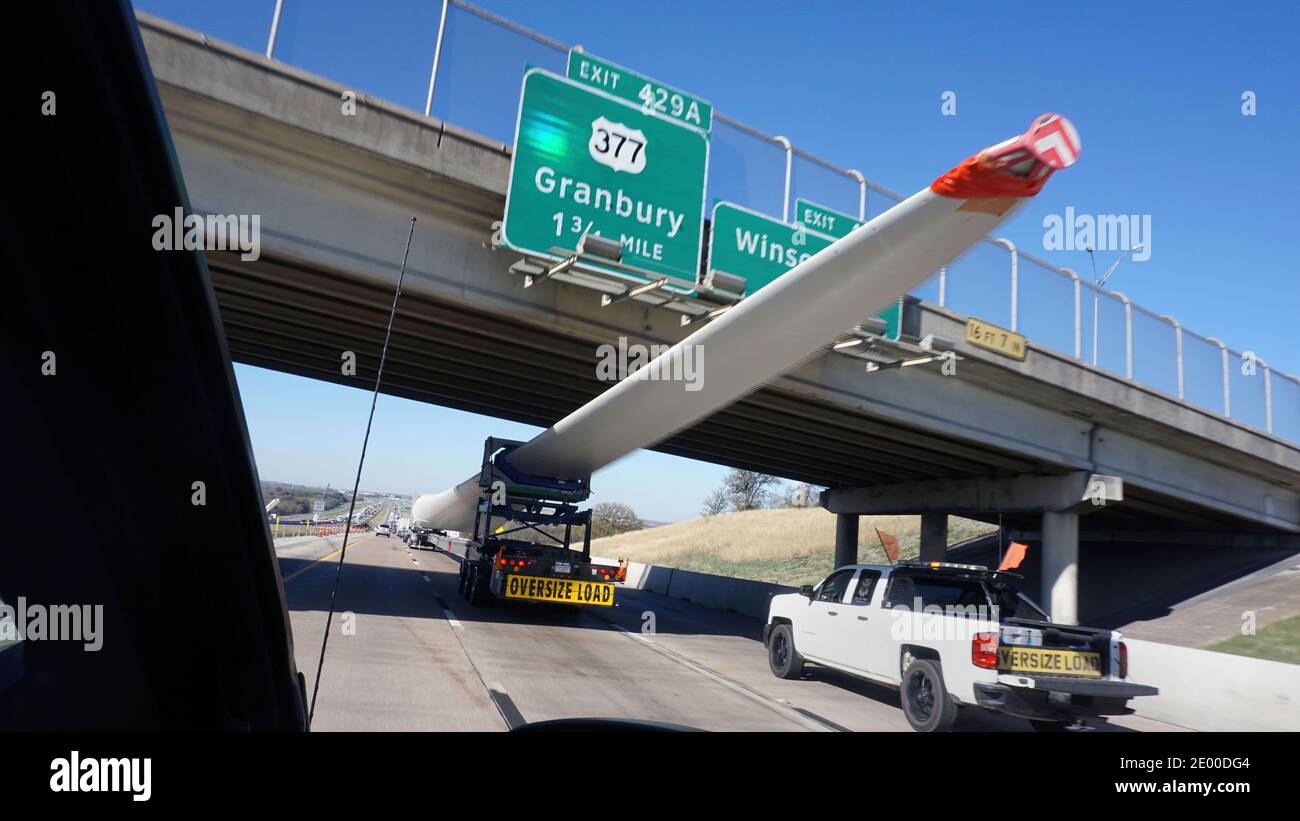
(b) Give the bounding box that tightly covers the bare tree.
[783,482,824,508]
[700,487,729,517]
[724,470,781,511]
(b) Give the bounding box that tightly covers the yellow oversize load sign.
[998,646,1102,678]
[503,574,615,606]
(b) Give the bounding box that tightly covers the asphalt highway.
[278,535,1180,732]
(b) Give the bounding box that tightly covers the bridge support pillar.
[834,513,859,568]
[919,513,948,562]
[1041,511,1079,625]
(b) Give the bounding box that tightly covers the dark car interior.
[2,0,306,731]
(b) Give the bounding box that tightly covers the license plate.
[503,575,614,606]
[554,562,571,574]
[997,646,1102,678]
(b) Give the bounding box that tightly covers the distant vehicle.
[376,523,390,537]
[764,561,1157,732]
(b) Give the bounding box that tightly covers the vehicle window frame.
[985,580,1049,622]
[883,571,990,611]
[815,569,856,604]
[883,572,915,608]
[850,570,882,606]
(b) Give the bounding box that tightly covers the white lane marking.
[443,609,464,631]
[604,623,834,732]
[487,681,526,729]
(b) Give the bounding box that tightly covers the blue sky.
[140,1,1299,519]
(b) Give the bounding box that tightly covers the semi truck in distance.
[457,437,624,609]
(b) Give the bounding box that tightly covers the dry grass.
[591,508,996,587]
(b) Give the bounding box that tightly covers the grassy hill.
[260,481,351,517]
[591,508,996,587]
[1209,613,1300,665]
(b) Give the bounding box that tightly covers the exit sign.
[566,51,712,134]
[793,198,862,240]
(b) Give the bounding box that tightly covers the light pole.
[1086,244,1142,367]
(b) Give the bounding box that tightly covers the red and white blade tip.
[975,113,1080,182]
[1024,113,1080,169]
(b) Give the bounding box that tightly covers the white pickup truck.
[764,560,1157,731]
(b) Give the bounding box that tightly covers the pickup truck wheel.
[767,624,804,679]
[901,659,959,732]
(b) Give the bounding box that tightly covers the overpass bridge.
[138,13,1300,624]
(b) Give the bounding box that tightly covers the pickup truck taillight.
[971,632,999,669]
[1119,641,1128,678]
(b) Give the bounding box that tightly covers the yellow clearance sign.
[965,317,1028,361]
[997,646,1102,678]
[503,575,615,607]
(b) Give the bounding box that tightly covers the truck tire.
[767,623,804,679]
[1030,719,1072,732]
[456,563,467,596]
[466,565,492,607]
[901,659,959,732]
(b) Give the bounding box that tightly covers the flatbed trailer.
[457,438,623,609]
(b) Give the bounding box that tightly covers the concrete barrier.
[1125,638,1300,731]
[663,568,794,620]
[597,556,793,620]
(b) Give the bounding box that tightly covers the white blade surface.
[415,120,1073,533]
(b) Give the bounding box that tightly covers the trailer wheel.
[901,659,959,732]
[767,623,804,679]
[466,566,492,607]
[456,563,467,596]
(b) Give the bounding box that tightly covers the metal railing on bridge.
[237,0,1298,444]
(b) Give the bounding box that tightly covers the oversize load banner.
[502,68,708,282]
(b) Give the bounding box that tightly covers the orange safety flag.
[875,529,900,563]
[998,541,1029,571]
[930,114,1079,210]
[930,154,1050,200]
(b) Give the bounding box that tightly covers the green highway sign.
[876,299,902,342]
[566,51,713,134]
[707,201,900,339]
[793,198,863,240]
[502,68,709,284]
[708,201,835,294]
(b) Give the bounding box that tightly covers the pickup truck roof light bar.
[895,560,990,572]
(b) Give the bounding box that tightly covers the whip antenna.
[308,216,416,727]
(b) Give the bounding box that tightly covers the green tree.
[590,502,643,539]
